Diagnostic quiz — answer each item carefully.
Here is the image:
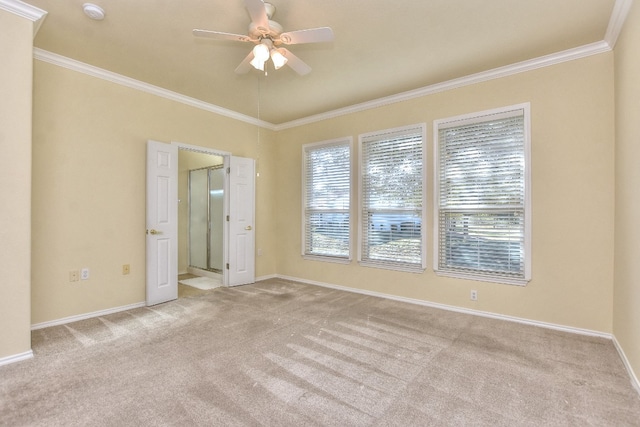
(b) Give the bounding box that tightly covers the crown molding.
[274,40,612,131]
[33,48,276,131]
[605,0,634,48]
[0,0,47,37]
[34,37,613,133]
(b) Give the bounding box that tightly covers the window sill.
[303,254,352,265]
[359,260,425,274]
[435,269,529,286]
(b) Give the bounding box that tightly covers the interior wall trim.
[613,335,640,396]
[0,0,47,36]
[256,274,278,282]
[30,302,146,331]
[275,274,612,338]
[28,0,629,130]
[605,0,634,48]
[0,350,33,367]
[274,41,611,131]
[275,275,640,396]
[34,39,611,133]
[32,48,276,131]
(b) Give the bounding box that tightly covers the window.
[302,138,352,262]
[434,103,531,285]
[359,124,426,271]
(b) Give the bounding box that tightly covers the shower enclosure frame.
[187,164,225,276]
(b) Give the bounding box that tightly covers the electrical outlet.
[470,290,478,301]
[80,268,90,280]
[122,264,130,275]
[257,248,263,256]
[69,270,79,282]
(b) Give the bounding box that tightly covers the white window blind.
[359,125,425,271]
[302,139,351,260]
[435,105,530,284]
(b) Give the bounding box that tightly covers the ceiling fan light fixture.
[250,42,271,71]
[270,49,287,70]
[252,43,270,62]
[249,57,266,71]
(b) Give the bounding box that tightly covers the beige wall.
[31,61,277,324]
[20,10,635,386]
[614,1,640,387]
[0,10,34,359]
[178,151,224,274]
[276,53,615,333]
[10,11,639,389]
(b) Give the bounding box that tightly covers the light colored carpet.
[179,276,222,290]
[1,278,639,426]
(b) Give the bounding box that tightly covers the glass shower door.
[188,169,209,270]
[188,166,225,272]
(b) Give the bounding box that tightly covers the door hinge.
[227,167,230,174]
[226,215,230,221]
[226,263,229,270]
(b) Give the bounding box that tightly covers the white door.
[228,156,256,286]
[146,140,178,305]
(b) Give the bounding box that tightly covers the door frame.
[174,141,231,286]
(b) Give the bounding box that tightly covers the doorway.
[178,148,225,297]
[146,140,256,306]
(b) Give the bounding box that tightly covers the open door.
[146,140,178,305]
[228,156,256,286]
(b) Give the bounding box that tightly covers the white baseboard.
[275,274,612,339]
[29,275,275,330]
[256,273,278,282]
[18,274,640,397]
[276,274,640,397]
[613,335,640,395]
[31,302,146,331]
[0,350,33,367]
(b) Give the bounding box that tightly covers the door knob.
[148,229,162,235]
[245,225,252,231]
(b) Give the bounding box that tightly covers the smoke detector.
[83,3,105,20]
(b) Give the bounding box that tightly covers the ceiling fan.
[193,0,334,76]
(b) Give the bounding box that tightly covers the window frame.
[301,137,353,264]
[433,103,531,285]
[357,123,427,273]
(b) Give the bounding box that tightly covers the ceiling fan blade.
[235,51,255,74]
[279,27,334,45]
[280,48,312,76]
[193,29,251,42]
[244,0,269,32]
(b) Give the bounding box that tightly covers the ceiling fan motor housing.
[249,20,283,40]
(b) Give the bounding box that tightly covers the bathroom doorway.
[177,149,225,295]
[147,140,256,304]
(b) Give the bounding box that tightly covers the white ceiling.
[25,0,617,124]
